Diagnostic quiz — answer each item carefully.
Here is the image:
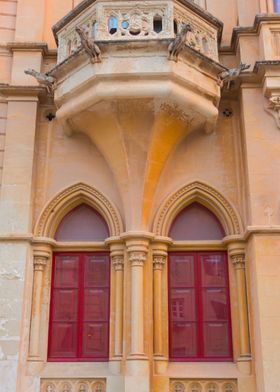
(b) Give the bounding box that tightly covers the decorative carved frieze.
[170,379,237,392]
[128,251,147,266]
[55,0,220,64]
[173,3,218,61]
[41,379,106,392]
[266,94,280,128]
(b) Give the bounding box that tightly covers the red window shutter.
[169,252,232,361]
[48,253,110,361]
[169,254,198,359]
[199,253,232,359]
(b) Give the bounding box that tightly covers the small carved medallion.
[190,383,202,392]
[173,382,185,392]
[94,382,105,392]
[206,383,218,392]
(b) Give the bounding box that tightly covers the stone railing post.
[228,242,251,373]
[29,248,50,359]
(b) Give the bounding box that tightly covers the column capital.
[33,255,48,271]
[112,255,124,271]
[33,248,50,271]
[128,251,147,267]
[228,241,246,269]
[153,255,166,271]
[231,253,246,269]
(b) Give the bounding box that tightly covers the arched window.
[48,204,110,361]
[168,203,233,361]
[274,0,280,12]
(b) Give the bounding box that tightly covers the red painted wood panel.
[48,252,110,361]
[168,252,233,361]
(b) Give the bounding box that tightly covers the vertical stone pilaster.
[228,242,251,374]
[29,249,50,359]
[152,238,171,374]
[128,249,147,357]
[112,252,124,358]
[153,254,166,357]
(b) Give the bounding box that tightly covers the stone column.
[152,239,171,374]
[29,249,50,359]
[112,252,124,358]
[125,236,150,358]
[153,253,166,356]
[128,250,147,356]
[229,243,251,373]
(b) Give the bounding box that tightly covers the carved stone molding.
[112,255,124,271]
[41,379,106,392]
[265,94,280,129]
[153,181,242,237]
[128,251,147,267]
[34,182,123,238]
[170,379,237,392]
[231,254,246,269]
[153,255,166,270]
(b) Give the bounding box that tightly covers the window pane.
[169,203,225,240]
[168,251,232,361]
[84,288,109,321]
[171,289,196,321]
[170,254,195,287]
[82,322,108,357]
[50,322,77,357]
[203,322,231,357]
[202,288,228,321]
[54,256,79,287]
[274,0,280,12]
[53,289,78,321]
[200,254,226,287]
[170,322,197,358]
[84,255,110,287]
[54,204,109,242]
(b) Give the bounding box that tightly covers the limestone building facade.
[0,0,280,391]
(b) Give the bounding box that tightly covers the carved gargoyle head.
[24,68,36,76]
[180,23,192,34]
[240,62,250,71]
[75,26,87,38]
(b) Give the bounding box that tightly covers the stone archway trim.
[34,182,123,238]
[153,181,243,237]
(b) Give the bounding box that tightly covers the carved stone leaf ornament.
[265,95,280,129]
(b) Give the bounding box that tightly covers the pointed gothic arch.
[34,182,123,238]
[153,181,243,237]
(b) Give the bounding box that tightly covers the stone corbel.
[265,94,280,128]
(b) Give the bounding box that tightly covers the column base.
[109,356,123,374]
[154,356,168,374]
[237,355,252,374]
[125,358,150,392]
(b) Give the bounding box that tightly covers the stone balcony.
[53,0,222,64]
[48,0,225,230]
